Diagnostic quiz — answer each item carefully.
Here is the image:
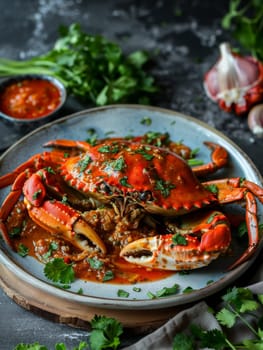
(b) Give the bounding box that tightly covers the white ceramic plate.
[0,104,263,310]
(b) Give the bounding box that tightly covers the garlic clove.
[248,104,263,137]
[217,43,259,91]
[204,43,263,115]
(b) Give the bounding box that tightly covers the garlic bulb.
[248,104,263,137]
[204,43,263,115]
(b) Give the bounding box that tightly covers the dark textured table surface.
[0,1,263,349]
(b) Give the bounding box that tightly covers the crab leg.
[228,191,258,270]
[192,142,228,177]
[0,150,66,189]
[0,171,30,247]
[203,177,263,269]
[43,139,92,151]
[120,210,231,270]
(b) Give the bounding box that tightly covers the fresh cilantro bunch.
[222,0,263,61]
[0,23,158,105]
[173,286,263,349]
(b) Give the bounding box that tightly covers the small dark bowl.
[0,74,67,128]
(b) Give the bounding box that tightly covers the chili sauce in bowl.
[0,75,66,124]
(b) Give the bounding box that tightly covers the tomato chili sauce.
[0,78,62,120]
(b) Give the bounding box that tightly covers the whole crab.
[0,134,263,271]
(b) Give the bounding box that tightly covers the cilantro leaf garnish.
[135,147,154,160]
[172,233,188,246]
[32,189,42,200]
[89,315,123,350]
[117,289,130,298]
[147,284,180,299]
[205,184,219,195]
[98,145,119,153]
[119,176,132,188]
[42,241,58,260]
[9,226,22,237]
[44,258,75,284]
[78,155,92,173]
[86,128,98,146]
[156,283,180,297]
[17,243,29,257]
[106,157,126,172]
[143,131,171,147]
[103,270,114,282]
[140,116,152,125]
[88,257,104,270]
[155,178,176,197]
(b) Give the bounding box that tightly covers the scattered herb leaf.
[155,178,176,197]
[117,289,130,298]
[140,116,152,125]
[88,257,104,270]
[119,176,132,188]
[44,258,75,284]
[17,243,29,257]
[172,233,188,246]
[103,270,114,282]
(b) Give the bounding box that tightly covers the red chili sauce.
[0,78,61,120]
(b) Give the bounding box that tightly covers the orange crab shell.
[59,140,217,216]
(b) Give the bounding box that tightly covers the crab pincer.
[120,210,232,270]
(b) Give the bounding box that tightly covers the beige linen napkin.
[123,256,263,350]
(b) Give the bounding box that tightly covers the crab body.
[60,141,217,216]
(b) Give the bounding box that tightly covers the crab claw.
[21,170,106,254]
[120,211,231,270]
[24,197,106,254]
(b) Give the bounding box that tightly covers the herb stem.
[225,338,237,350]
[229,304,259,338]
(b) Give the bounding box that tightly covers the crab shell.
[59,140,217,215]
